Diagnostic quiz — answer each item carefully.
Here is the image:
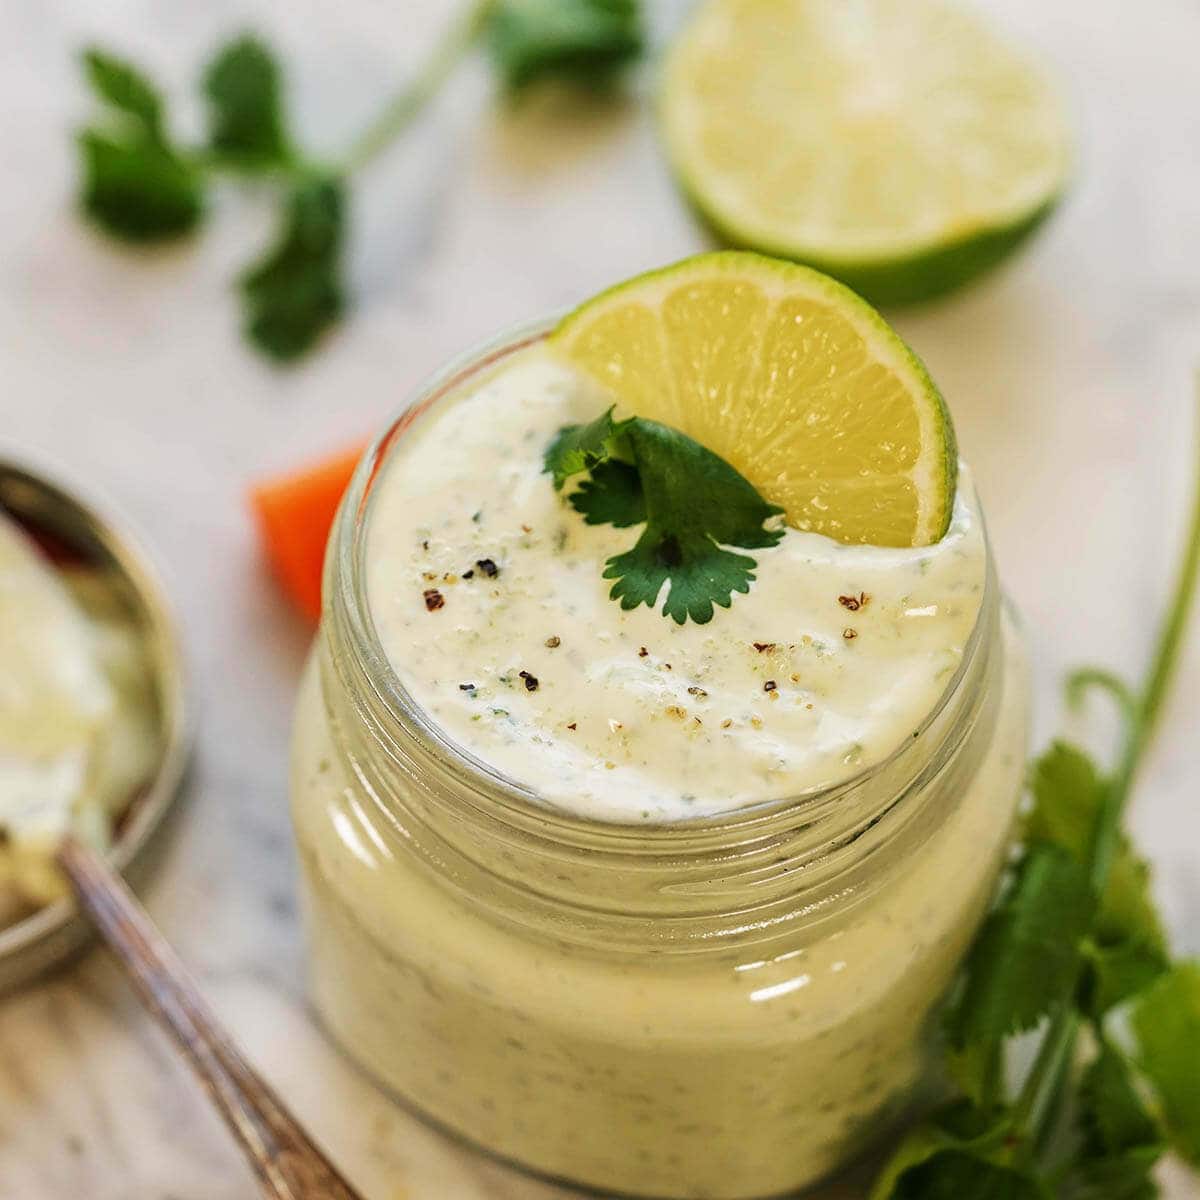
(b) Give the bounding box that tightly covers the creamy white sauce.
[0,515,157,921]
[365,347,986,821]
[291,600,1028,1199]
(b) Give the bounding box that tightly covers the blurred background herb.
[76,0,644,363]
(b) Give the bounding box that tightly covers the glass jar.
[289,323,1030,1200]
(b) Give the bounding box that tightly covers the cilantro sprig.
[545,408,784,624]
[76,2,643,362]
[872,405,1200,1198]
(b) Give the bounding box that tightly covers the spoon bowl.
[0,454,190,993]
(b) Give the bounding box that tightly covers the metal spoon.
[0,456,365,1200]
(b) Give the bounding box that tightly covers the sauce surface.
[365,348,986,821]
[0,514,157,920]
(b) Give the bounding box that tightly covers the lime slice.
[660,0,1071,305]
[550,251,956,547]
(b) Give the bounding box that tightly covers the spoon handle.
[58,837,365,1200]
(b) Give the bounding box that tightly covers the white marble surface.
[2,0,1199,1196]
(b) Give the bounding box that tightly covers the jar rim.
[327,315,996,843]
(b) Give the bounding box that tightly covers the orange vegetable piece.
[250,444,366,621]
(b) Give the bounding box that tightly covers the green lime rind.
[675,183,1064,308]
[551,250,958,543]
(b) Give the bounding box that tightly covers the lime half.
[660,0,1071,305]
[550,251,956,547]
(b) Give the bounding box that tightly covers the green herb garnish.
[872,412,1200,1197]
[78,50,203,242]
[202,35,293,169]
[75,3,643,362]
[1132,965,1200,1165]
[485,0,643,91]
[545,408,784,624]
[239,176,345,362]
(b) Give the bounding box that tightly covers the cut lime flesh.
[550,251,957,547]
[660,0,1071,305]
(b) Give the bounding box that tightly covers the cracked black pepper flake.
[462,568,475,579]
[567,722,577,730]
[518,670,539,692]
[545,635,561,648]
[839,592,869,611]
[638,646,649,657]
[476,558,499,578]
[687,686,708,698]
[423,589,445,611]
[459,683,476,692]
[843,627,858,640]
[764,680,777,692]
[753,642,776,653]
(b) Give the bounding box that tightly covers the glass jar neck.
[319,324,1004,956]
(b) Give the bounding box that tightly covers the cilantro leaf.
[870,1102,1008,1200]
[569,460,645,527]
[78,49,203,242]
[608,419,783,623]
[239,176,345,361]
[546,413,784,624]
[946,844,1094,1053]
[886,1151,1050,1200]
[78,131,204,242]
[1026,740,1103,859]
[1079,1042,1162,1157]
[1026,741,1169,1014]
[544,408,629,488]
[83,48,165,133]
[203,35,292,167]
[604,530,763,625]
[1061,1043,1165,1200]
[1061,1151,1162,1200]
[485,0,643,92]
[1098,847,1169,959]
[1132,962,1200,1164]
[1085,851,1171,1015]
[1086,939,1171,1018]
[622,419,783,553]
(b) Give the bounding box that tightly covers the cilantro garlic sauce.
[293,330,1030,1198]
[365,347,985,821]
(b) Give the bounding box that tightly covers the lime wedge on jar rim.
[659,0,1071,305]
[549,251,956,547]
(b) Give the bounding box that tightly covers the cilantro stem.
[342,0,495,172]
[1012,1003,1079,1148]
[1135,390,1200,744]
[1092,381,1200,886]
[1013,382,1200,1151]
